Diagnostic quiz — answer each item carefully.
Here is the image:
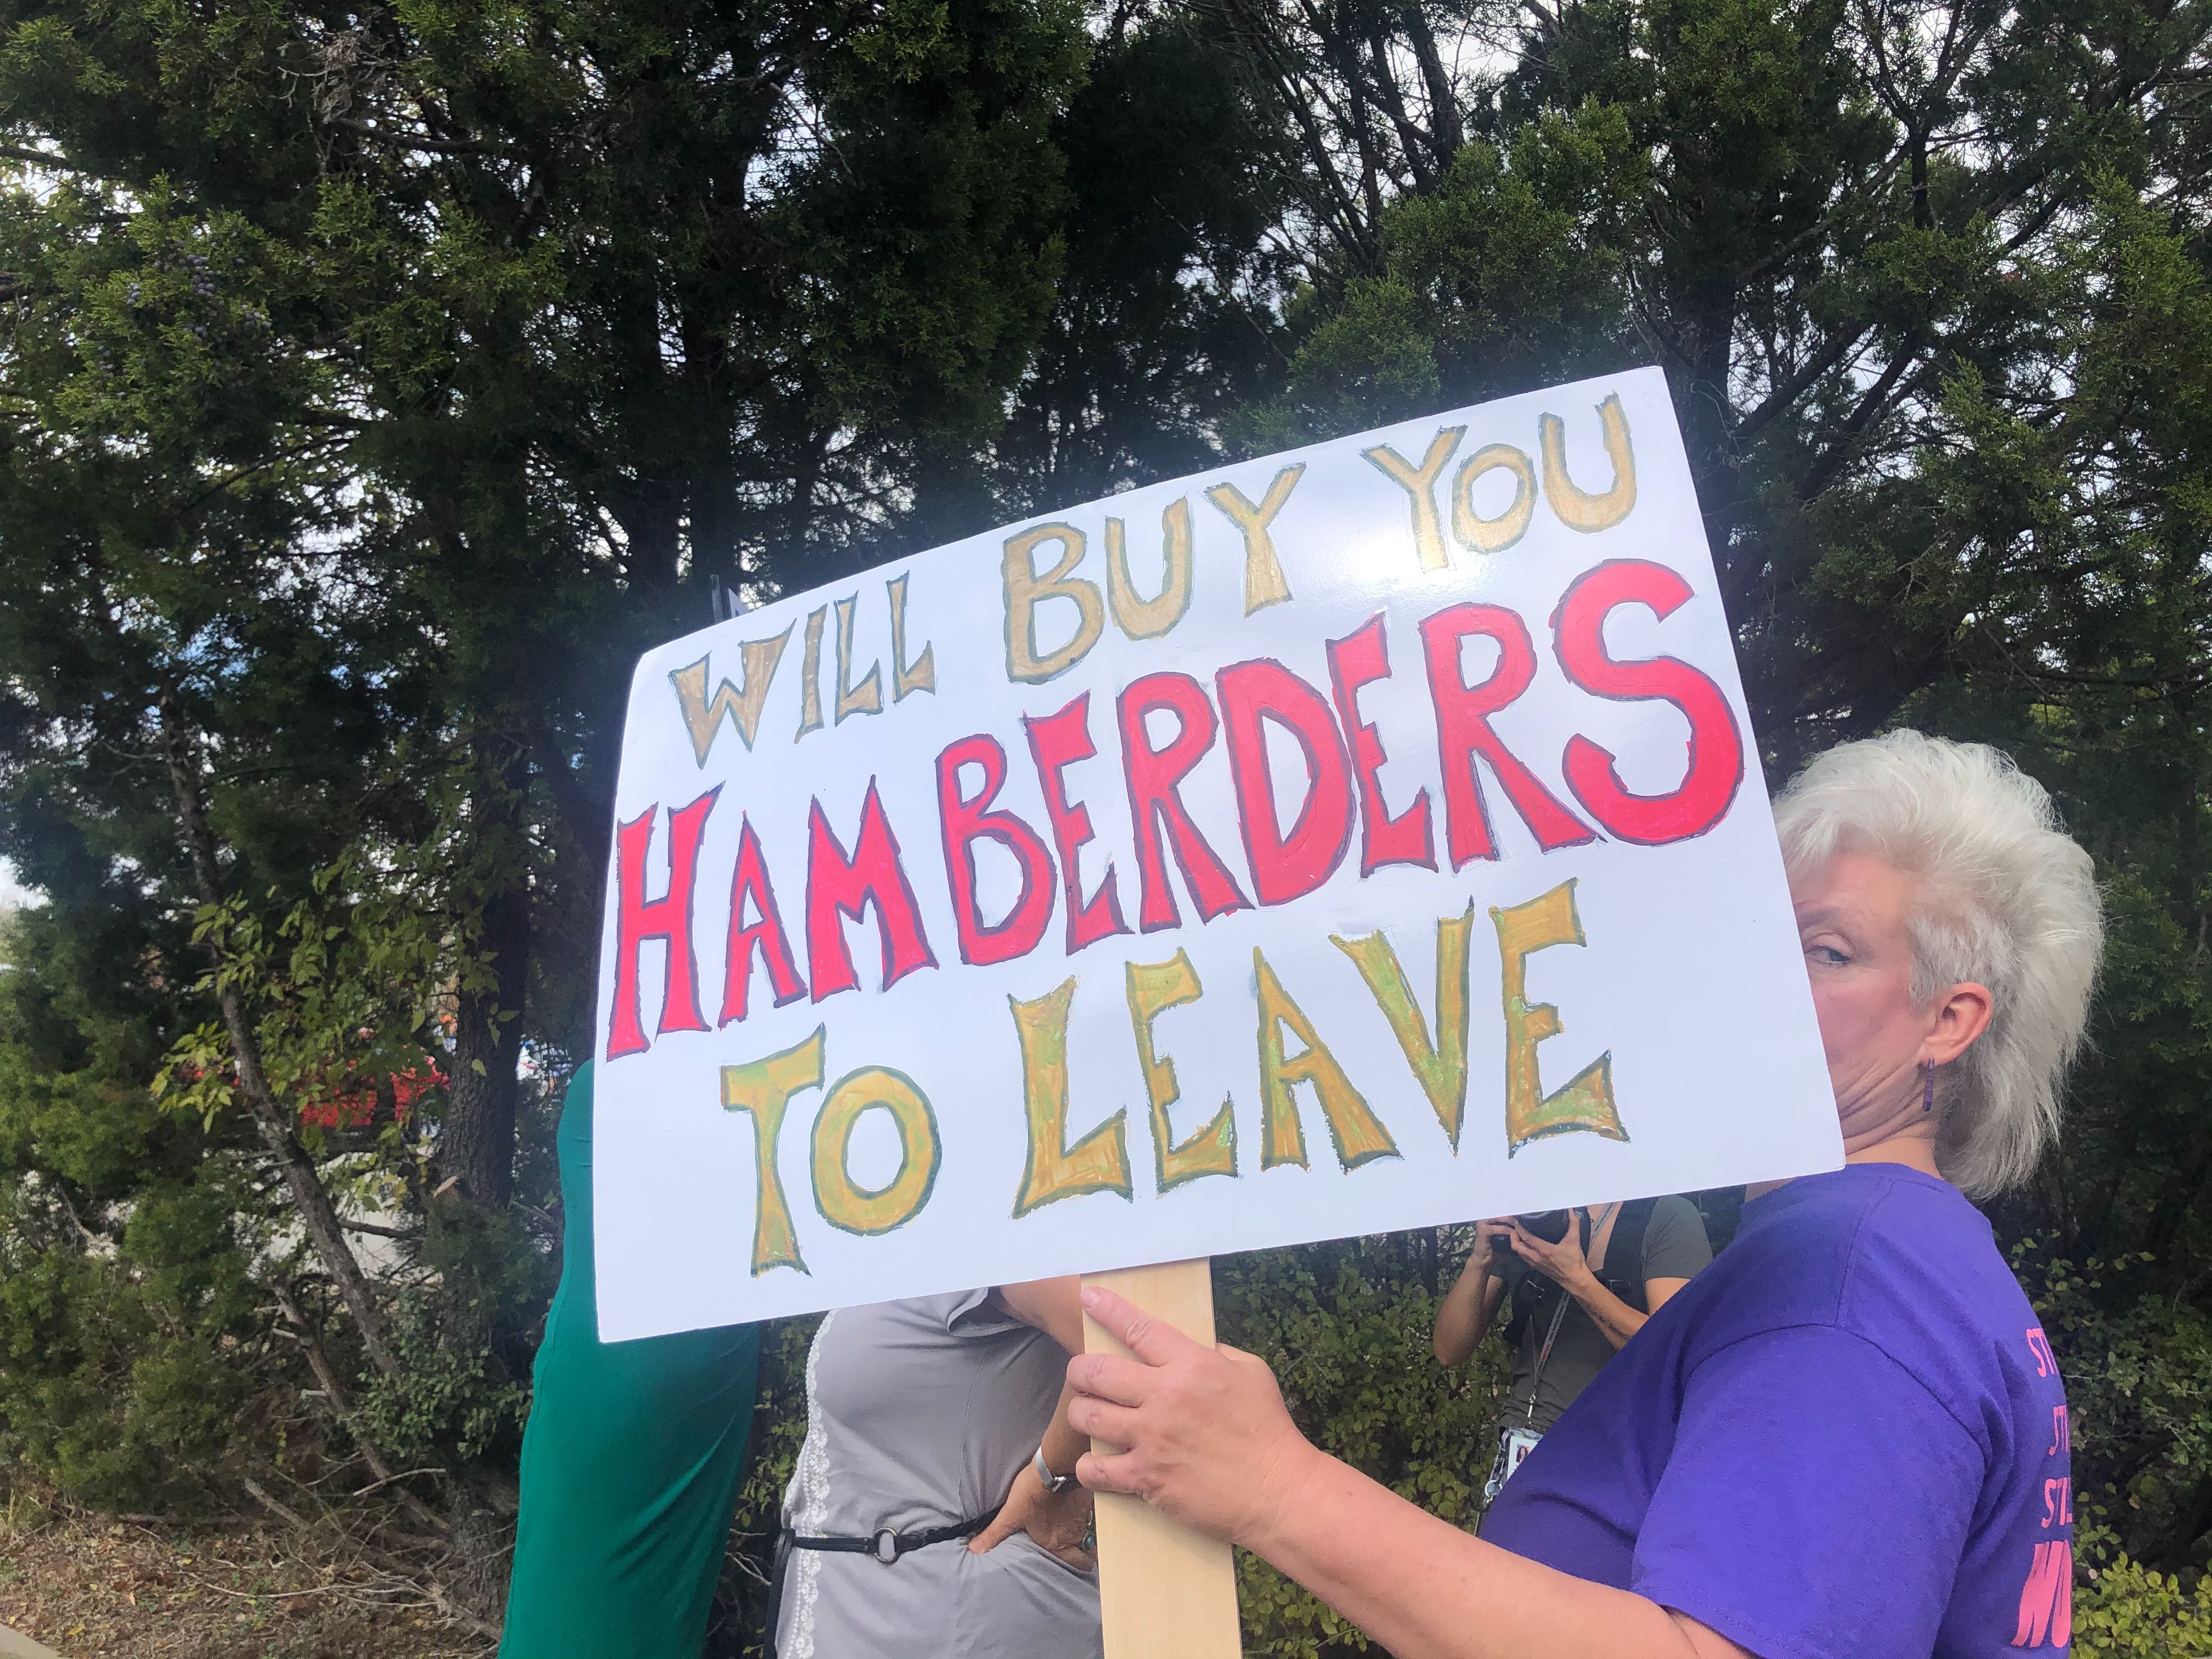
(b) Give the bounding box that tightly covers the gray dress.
[776,1293,1103,1659]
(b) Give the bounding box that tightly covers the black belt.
[786,1505,1001,1565]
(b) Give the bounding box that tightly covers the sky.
[0,858,40,909]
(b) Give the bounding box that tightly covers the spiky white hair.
[1774,731,2103,1198]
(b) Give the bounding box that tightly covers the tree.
[1232,0,2212,1579]
[0,0,1090,1526]
[992,10,1293,509]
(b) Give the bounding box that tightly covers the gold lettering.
[1011,977,1132,1215]
[667,628,793,765]
[720,1028,825,1275]
[1106,499,1195,641]
[1491,879,1627,1152]
[888,573,935,701]
[1003,524,1105,684]
[1331,906,1474,1150]
[1205,464,1305,614]
[1254,948,1399,1171]
[1126,951,1237,1190]
[1539,393,1636,533]
[833,594,883,723]
[1452,444,1538,554]
[811,1065,941,1235]
[1362,426,1466,572]
[795,606,826,740]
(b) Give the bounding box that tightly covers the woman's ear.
[1924,981,1994,1067]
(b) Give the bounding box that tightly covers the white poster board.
[590,366,1839,1341]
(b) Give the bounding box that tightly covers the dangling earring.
[1922,1060,1936,1114]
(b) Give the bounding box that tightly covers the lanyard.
[1520,1292,1571,1428]
[1517,1203,1617,1428]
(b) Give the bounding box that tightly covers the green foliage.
[0,1173,264,1509]
[2074,1523,2212,1655]
[0,0,2209,1642]
[1259,105,1645,442]
[992,12,1288,507]
[154,866,448,1149]
[2024,1244,2212,1573]
[356,1291,531,1469]
[0,0,1102,1541]
[0,898,283,1510]
[1216,1235,1509,1659]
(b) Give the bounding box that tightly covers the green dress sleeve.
[500,1062,763,1659]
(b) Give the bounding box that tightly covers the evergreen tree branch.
[0,143,89,174]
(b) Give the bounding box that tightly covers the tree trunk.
[156,692,402,1382]
[437,738,532,1210]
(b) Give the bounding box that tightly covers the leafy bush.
[0,1177,263,1509]
[2021,1242,2212,1575]
[355,1290,532,1469]
[2073,1523,2212,1655]
[1217,1232,1509,1658]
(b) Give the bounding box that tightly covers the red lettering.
[1326,615,1435,875]
[1551,559,1745,845]
[1217,658,1356,907]
[2026,1327,2057,1378]
[1022,692,1129,953]
[719,817,804,1025]
[2049,1404,2070,1457]
[1420,603,1596,866]
[804,780,939,1000]
[2011,1539,2072,1648]
[606,789,718,1059]
[937,733,1056,966]
[1118,672,1252,932]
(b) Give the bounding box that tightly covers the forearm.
[1434,1256,1502,1365]
[1568,1274,1646,1350]
[998,1276,1088,1469]
[1247,1446,1705,1659]
[1040,1378,1086,1474]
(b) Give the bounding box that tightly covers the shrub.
[2073,1522,2212,1655]
[1218,1231,1509,1659]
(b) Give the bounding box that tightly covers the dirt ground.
[0,1506,492,1659]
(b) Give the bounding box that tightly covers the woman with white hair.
[1064,731,2102,1658]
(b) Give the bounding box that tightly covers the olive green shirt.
[1495,1196,1712,1432]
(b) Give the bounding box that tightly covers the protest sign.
[590,365,1841,1342]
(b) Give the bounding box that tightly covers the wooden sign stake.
[1080,1257,1242,1659]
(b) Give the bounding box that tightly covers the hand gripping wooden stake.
[1079,1257,1242,1659]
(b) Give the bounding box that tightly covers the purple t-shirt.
[1484,1164,2074,1657]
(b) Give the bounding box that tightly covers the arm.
[1572,1278,1646,1351]
[1499,1218,1688,1352]
[1255,1442,1747,1659]
[1434,1221,1514,1366]
[1070,1288,1747,1659]
[970,1277,1094,1563]
[1624,1200,1709,1344]
[994,1277,1090,1480]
